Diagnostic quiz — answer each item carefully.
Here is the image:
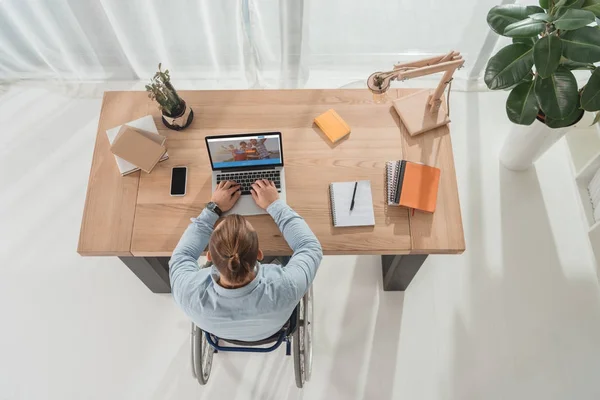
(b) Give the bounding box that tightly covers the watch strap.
[207,202,222,216]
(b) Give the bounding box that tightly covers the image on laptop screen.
[207,133,282,169]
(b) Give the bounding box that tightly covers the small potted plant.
[484,1,600,170]
[146,64,194,130]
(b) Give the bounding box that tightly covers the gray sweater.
[169,200,323,341]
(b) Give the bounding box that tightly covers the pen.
[350,181,358,211]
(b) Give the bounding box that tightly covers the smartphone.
[170,166,187,196]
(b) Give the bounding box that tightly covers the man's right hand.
[210,181,241,212]
[251,179,279,209]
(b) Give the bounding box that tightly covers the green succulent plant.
[145,63,185,117]
[485,0,600,128]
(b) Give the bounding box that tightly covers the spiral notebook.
[386,161,399,205]
[386,160,440,213]
[329,180,375,227]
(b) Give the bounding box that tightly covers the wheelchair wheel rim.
[304,287,313,381]
[201,332,214,381]
[299,297,306,383]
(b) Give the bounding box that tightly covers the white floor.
[1,80,600,400]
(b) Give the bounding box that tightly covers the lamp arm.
[396,59,463,80]
[429,68,457,111]
[367,52,464,99]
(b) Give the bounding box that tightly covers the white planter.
[500,119,570,171]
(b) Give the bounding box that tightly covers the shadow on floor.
[448,165,600,400]
[322,257,404,400]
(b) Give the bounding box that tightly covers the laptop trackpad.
[224,194,267,216]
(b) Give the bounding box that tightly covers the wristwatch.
[206,202,223,216]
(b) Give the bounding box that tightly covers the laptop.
[205,132,287,216]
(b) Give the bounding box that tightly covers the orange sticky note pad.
[314,109,351,143]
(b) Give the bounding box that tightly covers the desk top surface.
[78,89,465,257]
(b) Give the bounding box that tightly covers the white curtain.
[0,0,503,87]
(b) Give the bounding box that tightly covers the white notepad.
[329,180,375,227]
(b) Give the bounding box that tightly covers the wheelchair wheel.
[191,323,214,385]
[304,286,313,381]
[293,286,313,388]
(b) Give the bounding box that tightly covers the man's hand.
[251,179,279,209]
[211,181,241,212]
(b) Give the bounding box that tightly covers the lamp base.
[392,89,450,136]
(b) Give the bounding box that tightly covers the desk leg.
[381,255,428,291]
[119,257,171,294]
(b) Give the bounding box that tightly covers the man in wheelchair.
[169,179,323,342]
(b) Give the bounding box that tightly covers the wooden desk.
[78,89,465,292]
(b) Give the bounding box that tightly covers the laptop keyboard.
[217,170,281,195]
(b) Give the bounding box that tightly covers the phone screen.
[170,167,187,196]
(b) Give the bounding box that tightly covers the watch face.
[208,202,221,215]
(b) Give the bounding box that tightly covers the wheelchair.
[191,286,313,388]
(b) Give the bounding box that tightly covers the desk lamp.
[367,51,464,136]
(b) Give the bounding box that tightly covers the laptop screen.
[206,133,283,170]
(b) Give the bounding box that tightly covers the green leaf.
[540,0,550,9]
[554,7,568,19]
[581,67,600,110]
[522,71,535,83]
[534,35,563,77]
[535,67,580,118]
[582,0,600,17]
[530,12,553,21]
[506,80,540,124]
[555,0,585,8]
[560,58,597,69]
[487,5,545,35]
[544,95,584,128]
[513,37,537,47]
[592,111,600,125]
[504,18,547,37]
[485,44,535,90]
[504,72,535,91]
[554,9,596,29]
[553,0,585,19]
[562,27,600,62]
[545,106,584,127]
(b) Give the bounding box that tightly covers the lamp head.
[367,72,392,94]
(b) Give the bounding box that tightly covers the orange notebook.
[314,109,351,143]
[386,160,440,213]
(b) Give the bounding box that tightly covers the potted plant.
[145,63,194,130]
[484,0,600,170]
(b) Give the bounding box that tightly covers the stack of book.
[588,167,600,222]
[105,115,168,176]
[386,160,441,213]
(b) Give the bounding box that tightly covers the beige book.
[110,125,167,173]
[105,115,168,176]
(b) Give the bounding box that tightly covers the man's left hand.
[211,181,241,212]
